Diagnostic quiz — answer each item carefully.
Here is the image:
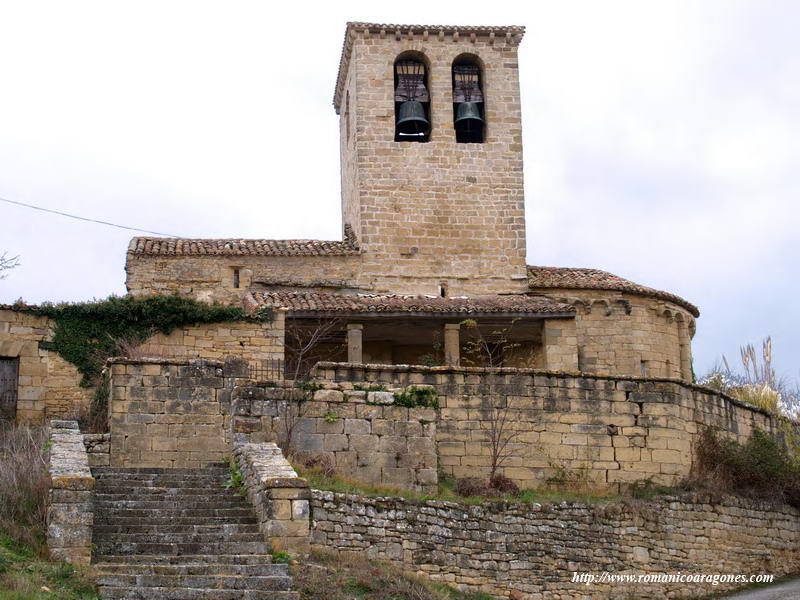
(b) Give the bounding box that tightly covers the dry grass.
[0,423,49,553]
[292,550,492,600]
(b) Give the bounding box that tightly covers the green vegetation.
[0,535,99,600]
[689,426,800,509]
[324,411,340,424]
[295,465,620,506]
[222,457,248,497]
[392,386,439,409]
[25,295,273,386]
[292,550,493,600]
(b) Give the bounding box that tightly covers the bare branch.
[0,252,20,279]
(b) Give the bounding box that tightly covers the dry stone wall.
[313,363,778,488]
[231,381,437,493]
[310,490,800,600]
[46,420,94,566]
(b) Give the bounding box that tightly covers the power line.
[0,196,183,238]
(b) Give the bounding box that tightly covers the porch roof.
[249,291,574,318]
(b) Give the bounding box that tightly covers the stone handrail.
[233,442,310,554]
[46,420,94,565]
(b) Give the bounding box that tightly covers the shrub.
[0,424,49,552]
[690,426,800,509]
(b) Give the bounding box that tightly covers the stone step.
[97,574,292,591]
[94,562,283,576]
[94,532,265,545]
[94,509,256,522]
[94,541,271,556]
[97,588,299,600]
[95,554,275,566]
[93,516,259,526]
[95,500,251,510]
[92,466,229,475]
[94,524,261,535]
[94,487,234,495]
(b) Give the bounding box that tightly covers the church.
[125,22,699,381]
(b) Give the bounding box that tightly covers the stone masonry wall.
[312,363,778,488]
[310,490,800,600]
[341,28,529,296]
[0,308,282,423]
[138,312,285,367]
[541,290,695,382]
[0,309,91,423]
[108,358,236,468]
[126,254,363,299]
[231,381,437,493]
[46,420,94,566]
[234,442,310,554]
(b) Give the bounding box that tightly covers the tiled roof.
[333,22,526,113]
[527,266,699,317]
[128,226,359,257]
[251,291,573,316]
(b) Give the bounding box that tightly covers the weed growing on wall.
[27,295,273,386]
[392,386,439,409]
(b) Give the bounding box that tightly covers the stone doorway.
[0,357,19,421]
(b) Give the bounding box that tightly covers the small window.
[640,360,648,377]
[439,284,447,298]
[452,57,485,143]
[394,58,431,142]
[233,268,240,289]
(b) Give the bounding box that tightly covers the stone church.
[125,22,698,382]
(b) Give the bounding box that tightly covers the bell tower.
[334,23,528,296]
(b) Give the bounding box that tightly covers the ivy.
[23,295,272,386]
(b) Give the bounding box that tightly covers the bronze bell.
[396,100,430,136]
[455,102,484,129]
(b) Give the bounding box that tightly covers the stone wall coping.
[311,362,785,420]
[106,357,225,368]
[311,488,800,517]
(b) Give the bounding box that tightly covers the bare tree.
[284,318,343,381]
[0,252,20,280]
[460,318,524,368]
[485,398,525,482]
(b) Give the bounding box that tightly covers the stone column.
[443,323,460,366]
[678,318,692,383]
[542,318,579,372]
[347,323,363,363]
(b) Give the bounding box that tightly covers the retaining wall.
[231,381,437,493]
[313,363,780,488]
[310,490,800,599]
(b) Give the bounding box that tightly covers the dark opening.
[233,268,240,289]
[439,284,447,298]
[452,59,485,143]
[394,58,430,142]
[0,357,19,422]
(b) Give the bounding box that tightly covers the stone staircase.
[91,465,298,600]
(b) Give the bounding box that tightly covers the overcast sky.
[0,1,797,380]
